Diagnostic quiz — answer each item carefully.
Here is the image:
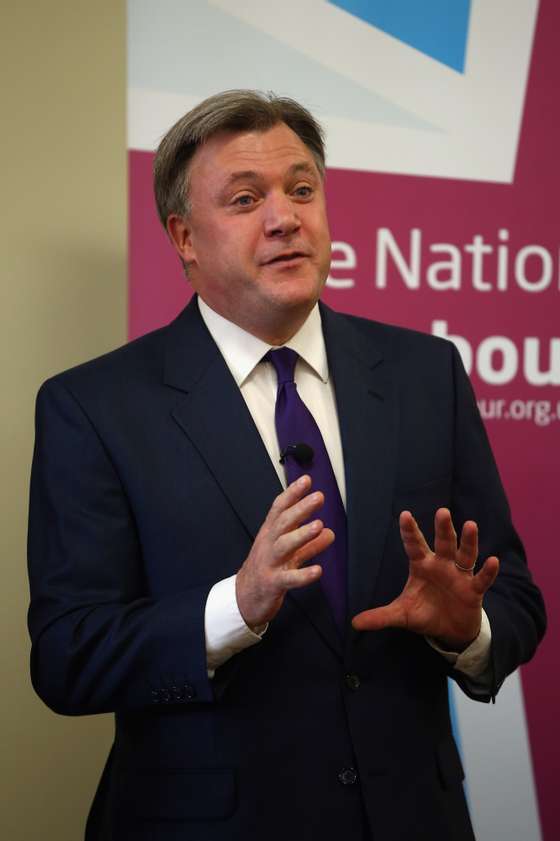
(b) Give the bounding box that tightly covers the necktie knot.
[266,347,299,385]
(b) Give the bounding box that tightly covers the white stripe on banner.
[451,672,542,841]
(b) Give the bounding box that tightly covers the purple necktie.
[266,347,347,631]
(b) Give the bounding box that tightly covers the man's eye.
[234,194,254,206]
[294,185,313,198]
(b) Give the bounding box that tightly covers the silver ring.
[454,560,476,572]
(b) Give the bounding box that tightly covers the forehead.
[189,123,319,186]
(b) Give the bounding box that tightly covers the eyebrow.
[218,162,319,197]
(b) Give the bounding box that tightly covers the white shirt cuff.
[204,575,267,675]
[427,609,492,679]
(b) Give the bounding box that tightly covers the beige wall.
[1,4,126,837]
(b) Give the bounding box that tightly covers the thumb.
[352,602,404,632]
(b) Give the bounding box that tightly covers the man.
[28,91,545,841]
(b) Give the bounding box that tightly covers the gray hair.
[153,89,326,227]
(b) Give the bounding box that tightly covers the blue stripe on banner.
[328,0,471,73]
[447,678,468,802]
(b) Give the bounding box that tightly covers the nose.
[263,192,301,238]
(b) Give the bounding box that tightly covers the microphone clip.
[279,442,314,466]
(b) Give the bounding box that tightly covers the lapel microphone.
[279,443,314,466]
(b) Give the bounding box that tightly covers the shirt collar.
[198,297,329,386]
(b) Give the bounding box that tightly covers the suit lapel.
[163,298,344,657]
[320,305,399,626]
[164,298,281,540]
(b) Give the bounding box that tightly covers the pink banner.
[129,2,558,835]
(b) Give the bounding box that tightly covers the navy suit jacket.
[28,297,545,841]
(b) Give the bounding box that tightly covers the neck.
[242,312,311,346]
[199,296,316,346]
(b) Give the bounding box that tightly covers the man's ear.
[166,214,196,265]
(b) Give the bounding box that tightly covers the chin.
[270,286,320,313]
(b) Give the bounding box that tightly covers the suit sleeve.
[448,345,546,701]
[27,378,215,715]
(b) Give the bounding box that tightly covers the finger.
[434,508,458,560]
[274,519,329,563]
[456,520,478,571]
[472,555,499,595]
[291,527,335,567]
[278,563,323,591]
[399,511,431,562]
[271,490,326,539]
[266,475,313,523]
[352,601,406,632]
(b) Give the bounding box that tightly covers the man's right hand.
[235,475,334,629]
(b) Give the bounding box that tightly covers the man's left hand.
[352,508,499,651]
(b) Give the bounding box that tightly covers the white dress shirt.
[198,297,491,685]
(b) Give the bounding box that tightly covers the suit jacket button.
[338,767,358,786]
[151,689,161,704]
[345,673,361,691]
[170,685,184,702]
[183,684,196,700]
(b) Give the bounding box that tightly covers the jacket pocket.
[116,767,236,821]
[392,475,452,538]
[392,474,452,513]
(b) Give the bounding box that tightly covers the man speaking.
[28,90,546,841]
